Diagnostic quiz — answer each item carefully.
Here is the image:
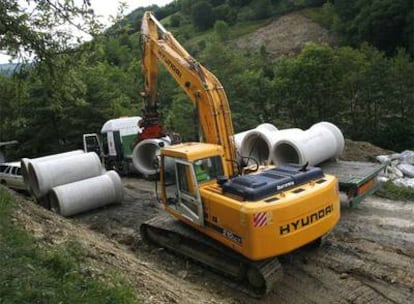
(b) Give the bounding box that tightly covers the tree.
[333,0,413,55]
[213,4,237,24]
[191,1,216,30]
[214,20,230,41]
[0,0,100,63]
[252,0,272,20]
[169,14,181,27]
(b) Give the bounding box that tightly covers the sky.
[0,0,173,64]
[91,0,173,25]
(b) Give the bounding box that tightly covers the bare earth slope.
[235,12,337,57]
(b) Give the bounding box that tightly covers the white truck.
[83,116,142,175]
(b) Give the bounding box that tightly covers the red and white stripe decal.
[253,212,268,227]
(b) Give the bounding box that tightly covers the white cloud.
[91,0,174,26]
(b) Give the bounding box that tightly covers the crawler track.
[140,213,283,297]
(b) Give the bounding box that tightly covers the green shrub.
[376,181,414,201]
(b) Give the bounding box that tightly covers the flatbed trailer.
[320,160,386,207]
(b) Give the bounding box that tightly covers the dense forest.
[0,0,413,160]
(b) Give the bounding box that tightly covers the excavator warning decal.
[253,212,268,228]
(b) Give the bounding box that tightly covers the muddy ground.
[67,177,414,304]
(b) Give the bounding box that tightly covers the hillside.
[234,11,337,57]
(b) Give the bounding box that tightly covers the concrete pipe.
[49,170,123,217]
[271,122,345,166]
[132,137,171,176]
[28,152,102,198]
[239,123,279,165]
[21,150,84,191]
[234,130,250,152]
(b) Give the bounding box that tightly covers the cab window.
[11,167,19,175]
[193,156,224,184]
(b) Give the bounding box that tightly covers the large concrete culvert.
[28,152,102,198]
[271,122,344,166]
[21,150,85,193]
[49,170,123,217]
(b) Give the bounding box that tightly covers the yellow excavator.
[139,11,340,296]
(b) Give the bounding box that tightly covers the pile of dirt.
[234,12,337,57]
[340,139,393,162]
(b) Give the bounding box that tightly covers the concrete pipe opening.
[312,122,345,157]
[49,191,61,215]
[28,152,102,198]
[273,142,301,164]
[21,158,31,191]
[132,137,170,176]
[240,134,271,165]
[49,171,123,217]
[239,124,278,166]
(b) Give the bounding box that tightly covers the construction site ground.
[10,172,414,304]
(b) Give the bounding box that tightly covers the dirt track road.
[71,178,414,303]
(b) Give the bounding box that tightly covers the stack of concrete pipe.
[131,136,171,176]
[22,151,123,216]
[234,122,344,166]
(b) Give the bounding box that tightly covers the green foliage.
[214,20,230,41]
[271,43,414,150]
[252,0,273,20]
[191,1,216,30]
[164,93,198,141]
[169,14,181,27]
[333,0,414,55]
[0,0,100,63]
[302,2,336,29]
[213,4,237,24]
[0,188,138,304]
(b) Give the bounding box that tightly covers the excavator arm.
[140,12,237,176]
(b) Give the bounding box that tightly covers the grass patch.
[0,188,139,304]
[301,5,335,29]
[182,18,272,51]
[376,181,414,202]
[227,18,272,40]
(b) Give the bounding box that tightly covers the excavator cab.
[160,142,226,227]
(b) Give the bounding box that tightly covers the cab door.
[174,159,204,226]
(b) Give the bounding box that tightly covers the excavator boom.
[141,12,237,175]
